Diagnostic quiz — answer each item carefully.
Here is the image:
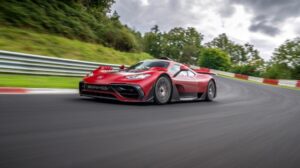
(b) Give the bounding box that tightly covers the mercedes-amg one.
[79,59,216,104]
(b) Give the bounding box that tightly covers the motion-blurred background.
[0,0,299,89]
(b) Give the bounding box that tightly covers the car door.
[170,65,199,97]
[186,70,200,92]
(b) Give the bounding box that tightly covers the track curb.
[0,87,77,94]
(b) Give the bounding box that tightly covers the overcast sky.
[112,0,300,60]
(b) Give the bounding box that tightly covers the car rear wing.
[193,68,216,75]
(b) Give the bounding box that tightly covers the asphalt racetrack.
[0,77,300,168]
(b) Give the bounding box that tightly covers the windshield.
[127,61,169,71]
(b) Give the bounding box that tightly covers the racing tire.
[205,80,216,101]
[154,76,172,104]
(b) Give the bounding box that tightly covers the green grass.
[219,74,300,91]
[0,27,153,65]
[0,74,81,88]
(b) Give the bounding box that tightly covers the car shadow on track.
[72,96,219,107]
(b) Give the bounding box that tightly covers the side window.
[168,64,180,75]
[188,70,196,77]
[177,71,188,77]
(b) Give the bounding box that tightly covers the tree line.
[0,0,299,79]
[143,26,264,76]
[143,25,299,79]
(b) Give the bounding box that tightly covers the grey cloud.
[114,0,300,36]
[218,4,235,18]
[250,38,276,49]
[249,22,280,36]
[250,37,278,59]
[112,0,202,32]
[248,15,280,36]
[223,0,300,36]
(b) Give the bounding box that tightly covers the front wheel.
[154,76,172,104]
[205,80,216,101]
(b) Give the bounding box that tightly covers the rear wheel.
[205,80,216,101]
[154,76,172,104]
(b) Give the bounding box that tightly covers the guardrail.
[0,50,121,77]
[0,50,299,88]
[196,68,300,88]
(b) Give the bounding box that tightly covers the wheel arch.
[144,72,174,103]
[158,73,172,82]
[159,73,182,102]
[153,73,173,104]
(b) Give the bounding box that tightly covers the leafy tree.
[263,64,293,79]
[179,27,203,63]
[180,45,200,64]
[143,25,163,57]
[144,26,203,63]
[265,38,300,79]
[151,25,159,34]
[273,38,300,70]
[206,33,263,65]
[230,43,264,77]
[206,34,231,51]
[231,65,261,77]
[244,43,260,61]
[206,33,242,63]
[73,0,115,13]
[110,10,120,22]
[198,48,232,71]
[163,27,187,60]
[206,33,265,76]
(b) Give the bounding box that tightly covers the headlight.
[86,72,94,77]
[125,74,151,80]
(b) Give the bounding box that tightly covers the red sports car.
[79,59,216,104]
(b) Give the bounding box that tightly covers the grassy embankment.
[0,27,153,88]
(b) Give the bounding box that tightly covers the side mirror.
[120,65,125,70]
[173,65,189,77]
